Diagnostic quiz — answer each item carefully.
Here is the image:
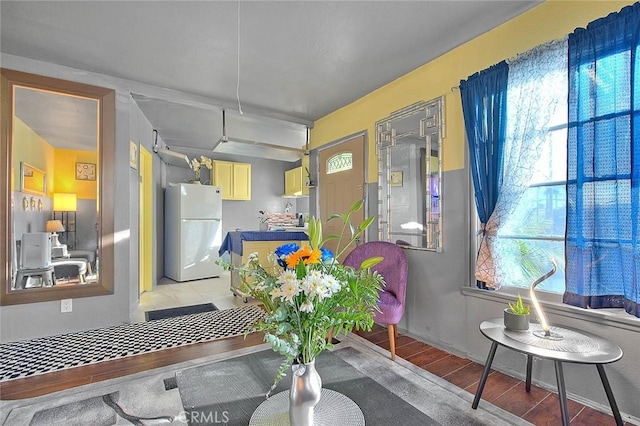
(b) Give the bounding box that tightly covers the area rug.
[0,335,528,426]
[0,304,264,382]
[145,302,218,321]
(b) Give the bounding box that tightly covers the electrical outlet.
[61,299,72,313]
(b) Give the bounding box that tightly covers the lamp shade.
[46,220,65,233]
[53,193,77,211]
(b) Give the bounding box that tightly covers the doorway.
[318,134,366,261]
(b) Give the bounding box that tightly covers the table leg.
[596,364,623,426]
[554,361,570,426]
[472,341,498,409]
[526,354,533,392]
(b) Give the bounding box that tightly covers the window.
[499,88,568,294]
[326,153,352,174]
[464,4,639,318]
[494,50,636,296]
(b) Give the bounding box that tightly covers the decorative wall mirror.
[376,97,444,252]
[20,162,46,196]
[1,68,115,305]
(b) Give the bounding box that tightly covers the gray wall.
[386,166,640,421]
[12,192,51,247]
[1,54,132,342]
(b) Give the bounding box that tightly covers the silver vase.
[289,360,322,426]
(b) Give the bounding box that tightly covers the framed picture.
[129,141,138,170]
[390,171,403,187]
[76,162,96,181]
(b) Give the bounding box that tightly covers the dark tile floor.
[355,324,631,426]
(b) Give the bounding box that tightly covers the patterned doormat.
[0,304,264,382]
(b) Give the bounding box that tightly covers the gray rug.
[177,349,437,425]
[145,302,218,321]
[0,335,529,426]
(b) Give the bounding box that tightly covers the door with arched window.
[318,134,365,262]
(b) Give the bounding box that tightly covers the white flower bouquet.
[219,200,384,391]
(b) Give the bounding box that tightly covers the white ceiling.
[1,1,541,162]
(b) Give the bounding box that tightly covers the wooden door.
[319,135,365,261]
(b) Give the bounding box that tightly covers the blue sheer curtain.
[564,4,640,317]
[460,61,508,288]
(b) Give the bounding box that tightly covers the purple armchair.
[343,241,408,360]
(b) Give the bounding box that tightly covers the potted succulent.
[504,294,530,331]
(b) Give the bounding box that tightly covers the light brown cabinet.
[213,160,251,200]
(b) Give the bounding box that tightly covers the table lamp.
[529,259,562,340]
[53,193,77,212]
[46,220,65,248]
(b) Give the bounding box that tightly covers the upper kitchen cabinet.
[213,160,251,200]
[283,156,310,198]
[283,167,303,198]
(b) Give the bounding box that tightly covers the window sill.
[461,286,640,333]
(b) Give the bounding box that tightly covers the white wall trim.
[461,286,640,333]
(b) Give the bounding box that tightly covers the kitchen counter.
[219,231,309,256]
[221,231,310,300]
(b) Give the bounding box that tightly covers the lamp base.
[51,233,63,248]
[533,330,563,341]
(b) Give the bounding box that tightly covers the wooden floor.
[1,324,630,425]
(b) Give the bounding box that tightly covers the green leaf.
[507,294,530,315]
[358,216,375,231]
[360,256,383,270]
[349,199,364,212]
[308,218,317,240]
[309,218,322,248]
[296,259,306,279]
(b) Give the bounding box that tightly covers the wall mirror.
[20,162,46,196]
[376,97,444,252]
[1,68,115,305]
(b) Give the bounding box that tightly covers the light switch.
[61,299,72,313]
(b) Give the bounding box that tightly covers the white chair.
[14,233,55,289]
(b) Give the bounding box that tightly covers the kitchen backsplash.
[266,213,298,229]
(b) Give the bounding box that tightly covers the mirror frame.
[1,68,115,305]
[376,97,444,252]
[20,162,46,196]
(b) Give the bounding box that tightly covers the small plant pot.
[504,308,530,331]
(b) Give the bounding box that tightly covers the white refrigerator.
[164,183,224,282]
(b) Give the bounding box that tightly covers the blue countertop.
[219,231,309,256]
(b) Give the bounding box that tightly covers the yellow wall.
[53,148,98,200]
[310,0,635,181]
[12,117,55,194]
[12,118,97,199]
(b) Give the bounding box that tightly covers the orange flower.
[285,245,321,268]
